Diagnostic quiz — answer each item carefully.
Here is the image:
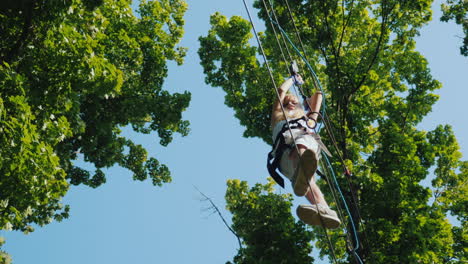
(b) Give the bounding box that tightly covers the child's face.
[283,96,299,110]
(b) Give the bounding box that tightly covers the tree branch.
[319,1,344,89]
[194,186,243,249]
[3,0,36,64]
[337,0,355,61]
[349,1,396,96]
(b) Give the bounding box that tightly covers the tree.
[441,0,468,56]
[0,237,11,264]
[225,179,315,264]
[0,0,190,257]
[199,0,466,263]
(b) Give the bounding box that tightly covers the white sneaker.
[296,204,341,229]
[293,149,318,197]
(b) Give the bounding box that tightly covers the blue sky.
[2,0,467,263]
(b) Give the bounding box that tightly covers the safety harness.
[267,113,332,188]
[267,116,313,188]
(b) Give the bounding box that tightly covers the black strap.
[267,150,285,188]
[316,169,326,179]
[267,132,291,188]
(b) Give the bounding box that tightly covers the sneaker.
[293,149,318,196]
[296,204,341,229]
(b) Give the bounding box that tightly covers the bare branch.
[194,186,242,249]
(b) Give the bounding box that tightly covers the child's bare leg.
[290,145,319,197]
[305,181,327,206]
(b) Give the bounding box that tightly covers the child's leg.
[292,145,318,196]
[305,180,328,206]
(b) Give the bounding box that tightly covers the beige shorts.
[279,131,319,182]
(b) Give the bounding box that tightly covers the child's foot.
[296,204,341,229]
[293,149,318,196]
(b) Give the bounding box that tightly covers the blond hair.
[271,94,305,128]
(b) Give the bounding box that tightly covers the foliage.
[199,0,466,263]
[225,179,314,264]
[0,0,189,236]
[441,0,468,56]
[0,237,11,264]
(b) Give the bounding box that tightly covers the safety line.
[266,0,295,62]
[242,1,368,263]
[306,180,340,264]
[280,0,321,94]
[241,1,341,263]
[323,154,363,264]
[241,0,301,156]
[320,111,372,258]
[318,110,369,242]
[261,0,291,75]
[260,0,309,111]
[270,12,366,264]
[266,0,314,104]
[318,164,354,246]
[282,0,309,58]
[263,0,342,254]
[260,0,303,102]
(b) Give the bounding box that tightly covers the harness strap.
[267,135,288,188]
[267,116,332,187]
[267,117,309,188]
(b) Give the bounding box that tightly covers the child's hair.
[272,94,305,126]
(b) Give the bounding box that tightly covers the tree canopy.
[199,0,467,263]
[0,0,190,254]
[441,0,468,56]
[0,0,466,263]
[225,179,314,264]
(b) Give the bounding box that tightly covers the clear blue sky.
[2,0,466,263]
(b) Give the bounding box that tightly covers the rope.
[267,5,367,263]
[306,180,339,264]
[241,0,300,156]
[241,1,341,263]
[266,0,295,62]
[277,23,365,263]
[320,111,372,259]
[282,0,309,58]
[318,163,356,251]
[260,0,306,111]
[280,0,320,95]
[260,0,290,75]
[242,1,370,263]
[265,0,314,107]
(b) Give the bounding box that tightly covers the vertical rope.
[241,1,368,263]
[266,0,295,62]
[264,0,313,103]
[261,0,290,73]
[242,1,345,263]
[266,3,367,262]
[241,0,300,155]
[241,1,341,263]
[281,0,321,95]
[260,0,303,106]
